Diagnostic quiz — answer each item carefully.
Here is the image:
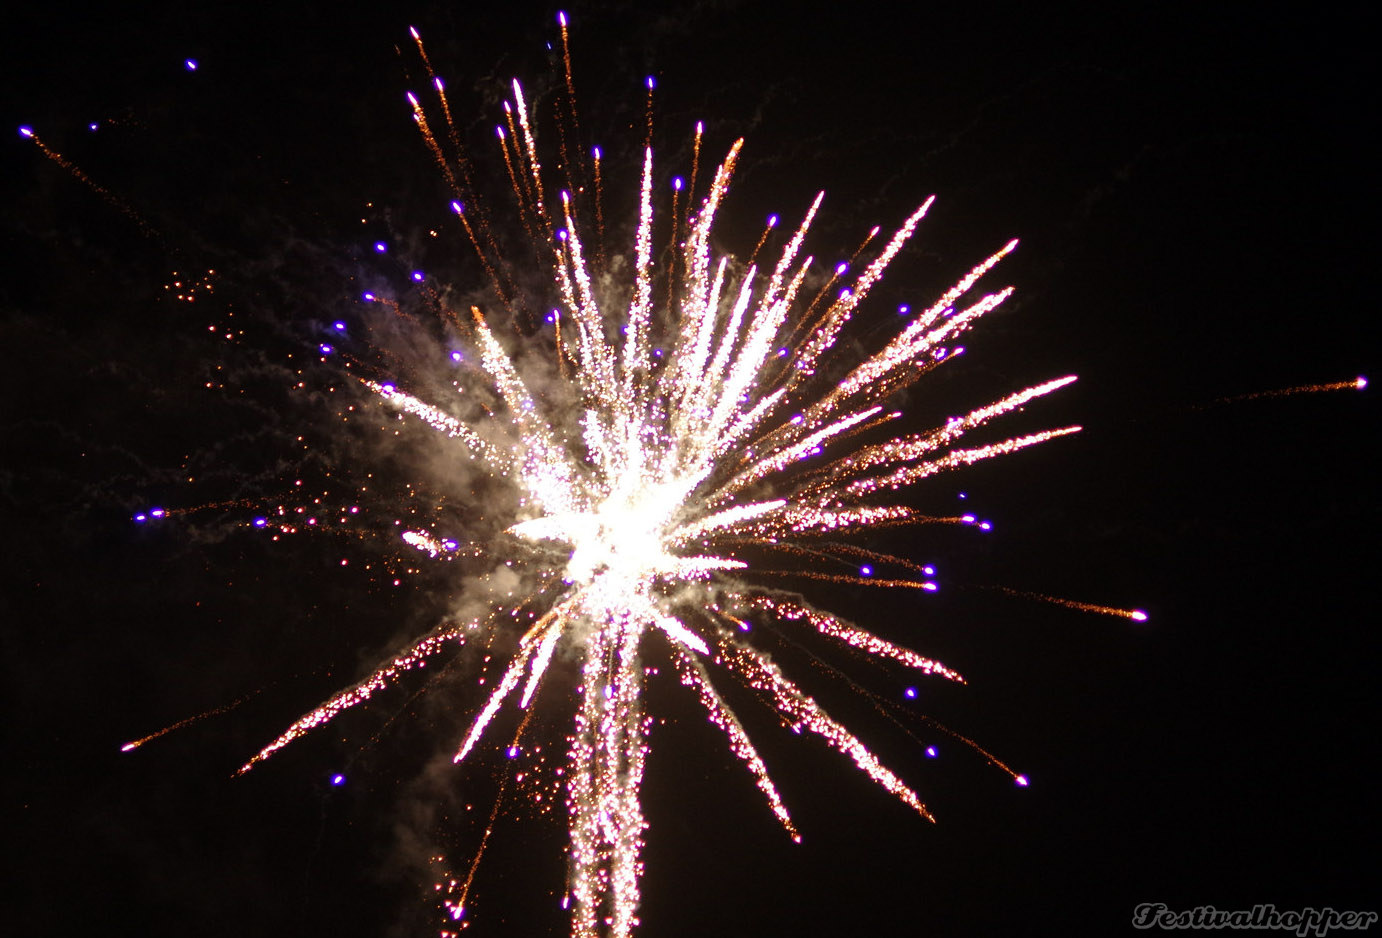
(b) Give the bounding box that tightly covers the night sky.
[3,2,1377,937]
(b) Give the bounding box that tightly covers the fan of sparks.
[236,22,1085,938]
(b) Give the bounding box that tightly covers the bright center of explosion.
[550,483,680,586]
[505,474,675,591]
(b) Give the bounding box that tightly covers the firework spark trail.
[739,594,966,682]
[236,22,1101,936]
[238,622,475,775]
[1201,376,1367,408]
[121,690,261,752]
[988,586,1149,622]
[18,126,158,238]
[672,648,799,839]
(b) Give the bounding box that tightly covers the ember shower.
[219,18,1119,938]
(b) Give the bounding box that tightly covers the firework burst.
[210,20,1126,938]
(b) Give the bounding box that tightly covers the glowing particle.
[333,321,347,331]
[412,270,425,282]
[1014,775,1029,787]
[374,241,387,253]
[253,518,267,527]
[860,565,873,576]
[18,126,34,138]
[184,59,198,71]
[1131,610,1149,622]
[904,687,917,699]
[331,774,346,786]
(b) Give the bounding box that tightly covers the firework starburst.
[220,21,1106,938]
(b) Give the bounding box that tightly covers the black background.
[3,2,1376,936]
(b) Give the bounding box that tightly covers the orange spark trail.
[1205,376,1367,408]
[121,690,260,752]
[19,127,156,237]
[989,586,1148,621]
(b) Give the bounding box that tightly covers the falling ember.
[1202,376,1368,409]
[17,125,156,237]
[121,691,261,752]
[988,586,1148,622]
[225,21,1099,938]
